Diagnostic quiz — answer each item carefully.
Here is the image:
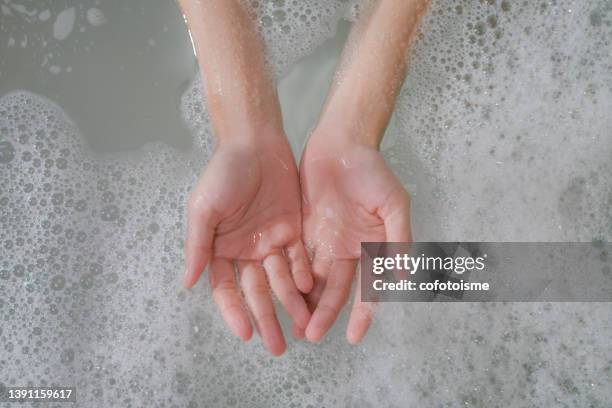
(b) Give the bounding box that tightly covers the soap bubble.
[86,8,107,27]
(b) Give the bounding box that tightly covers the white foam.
[38,9,51,22]
[53,7,76,41]
[86,7,107,27]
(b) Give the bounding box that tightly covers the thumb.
[381,186,412,242]
[183,196,219,288]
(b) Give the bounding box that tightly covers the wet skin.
[294,133,411,344]
[180,0,428,354]
[184,134,312,356]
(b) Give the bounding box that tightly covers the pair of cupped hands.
[182,124,411,355]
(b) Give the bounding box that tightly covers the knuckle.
[186,193,200,213]
[318,303,340,317]
[286,291,304,307]
[256,312,278,324]
[223,303,245,319]
[187,193,212,217]
[248,282,271,297]
[399,189,411,206]
[214,280,235,293]
[355,302,376,319]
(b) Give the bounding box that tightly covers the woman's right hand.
[183,131,313,356]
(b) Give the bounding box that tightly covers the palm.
[301,145,391,260]
[200,143,301,260]
[298,140,411,344]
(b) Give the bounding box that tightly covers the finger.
[305,259,356,343]
[310,252,333,284]
[292,284,321,338]
[184,200,218,288]
[209,258,253,341]
[382,190,412,282]
[263,253,311,329]
[305,253,333,306]
[286,241,314,293]
[239,261,286,356]
[381,188,412,242]
[299,252,330,338]
[346,268,376,345]
[291,322,306,339]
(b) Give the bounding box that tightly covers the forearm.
[178,0,282,142]
[317,0,429,148]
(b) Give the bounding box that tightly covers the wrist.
[311,116,382,151]
[306,127,380,162]
[215,121,289,152]
[314,87,391,150]
[207,87,285,144]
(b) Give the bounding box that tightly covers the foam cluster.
[385,0,612,242]
[246,0,364,78]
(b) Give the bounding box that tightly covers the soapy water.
[1,0,612,406]
[391,0,612,242]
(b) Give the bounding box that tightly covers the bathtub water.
[1,0,611,407]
